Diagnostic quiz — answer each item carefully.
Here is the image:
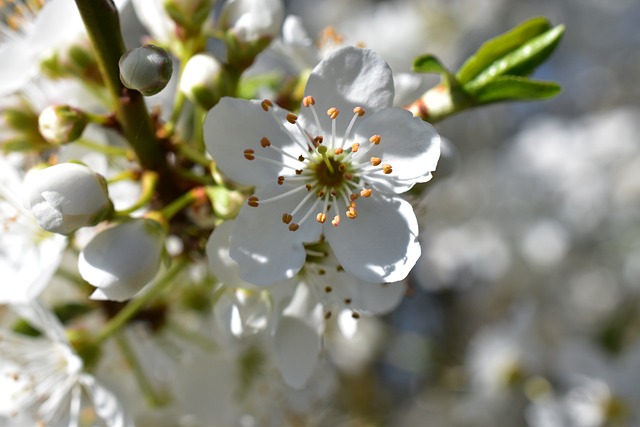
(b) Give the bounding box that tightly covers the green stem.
[115,171,159,216]
[94,257,189,345]
[74,0,166,171]
[160,187,202,220]
[175,140,212,167]
[115,332,170,406]
[74,138,131,158]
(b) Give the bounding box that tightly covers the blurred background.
[262,0,640,426]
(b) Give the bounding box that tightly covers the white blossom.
[204,46,440,285]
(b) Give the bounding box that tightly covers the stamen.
[253,185,308,205]
[243,149,255,160]
[331,215,340,227]
[360,188,372,198]
[346,205,357,219]
[351,312,361,319]
[282,213,293,224]
[261,99,273,111]
[248,196,259,207]
[369,134,381,145]
[340,106,365,149]
[303,96,315,107]
[382,164,393,174]
[289,223,300,231]
[351,143,360,153]
[370,157,381,166]
[260,137,271,147]
[316,212,327,223]
[324,286,333,293]
[334,147,343,155]
[325,311,332,319]
[261,136,307,162]
[286,113,298,124]
[327,107,339,120]
[277,176,285,185]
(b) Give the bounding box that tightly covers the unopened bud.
[220,0,284,43]
[163,0,215,35]
[23,163,113,235]
[179,54,222,110]
[119,44,173,96]
[38,105,88,144]
[79,218,167,301]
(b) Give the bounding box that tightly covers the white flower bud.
[179,54,222,110]
[119,44,173,96]
[78,218,167,301]
[38,105,88,144]
[220,0,284,43]
[23,163,112,235]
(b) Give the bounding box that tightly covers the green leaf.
[413,54,450,75]
[457,17,552,85]
[472,76,561,104]
[465,24,565,91]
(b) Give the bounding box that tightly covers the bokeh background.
[261,0,640,425]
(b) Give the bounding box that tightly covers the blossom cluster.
[0,0,567,425]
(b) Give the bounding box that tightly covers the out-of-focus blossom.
[78,218,167,301]
[0,154,66,303]
[220,0,285,43]
[0,301,132,426]
[205,46,440,285]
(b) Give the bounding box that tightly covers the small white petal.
[300,46,395,137]
[204,97,299,187]
[229,187,322,285]
[325,195,421,283]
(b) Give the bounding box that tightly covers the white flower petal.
[300,46,394,136]
[204,97,299,186]
[81,374,133,427]
[79,219,166,301]
[229,186,322,285]
[354,108,441,192]
[206,221,255,288]
[272,283,323,389]
[325,194,420,283]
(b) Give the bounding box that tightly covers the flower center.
[242,96,394,232]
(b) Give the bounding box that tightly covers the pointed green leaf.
[472,76,561,104]
[413,54,451,75]
[457,17,552,84]
[465,24,565,91]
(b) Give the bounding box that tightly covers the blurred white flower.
[78,218,167,301]
[207,220,405,389]
[0,0,128,96]
[0,301,132,426]
[220,0,285,43]
[205,46,440,285]
[0,154,66,303]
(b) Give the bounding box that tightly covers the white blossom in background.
[0,302,132,426]
[205,46,440,285]
[78,218,167,301]
[206,221,406,389]
[23,162,112,235]
[220,0,285,43]
[0,0,128,96]
[0,154,67,303]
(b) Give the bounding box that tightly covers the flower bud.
[220,0,284,68]
[119,44,173,96]
[179,54,222,110]
[220,0,284,43]
[163,0,215,35]
[78,218,167,301]
[38,105,88,144]
[23,163,113,235]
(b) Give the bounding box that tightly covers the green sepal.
[457,17,554,84]
[205,186,244,220]
[464,23,565,91]
[471,76,561,104]
[412,54,457,87]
